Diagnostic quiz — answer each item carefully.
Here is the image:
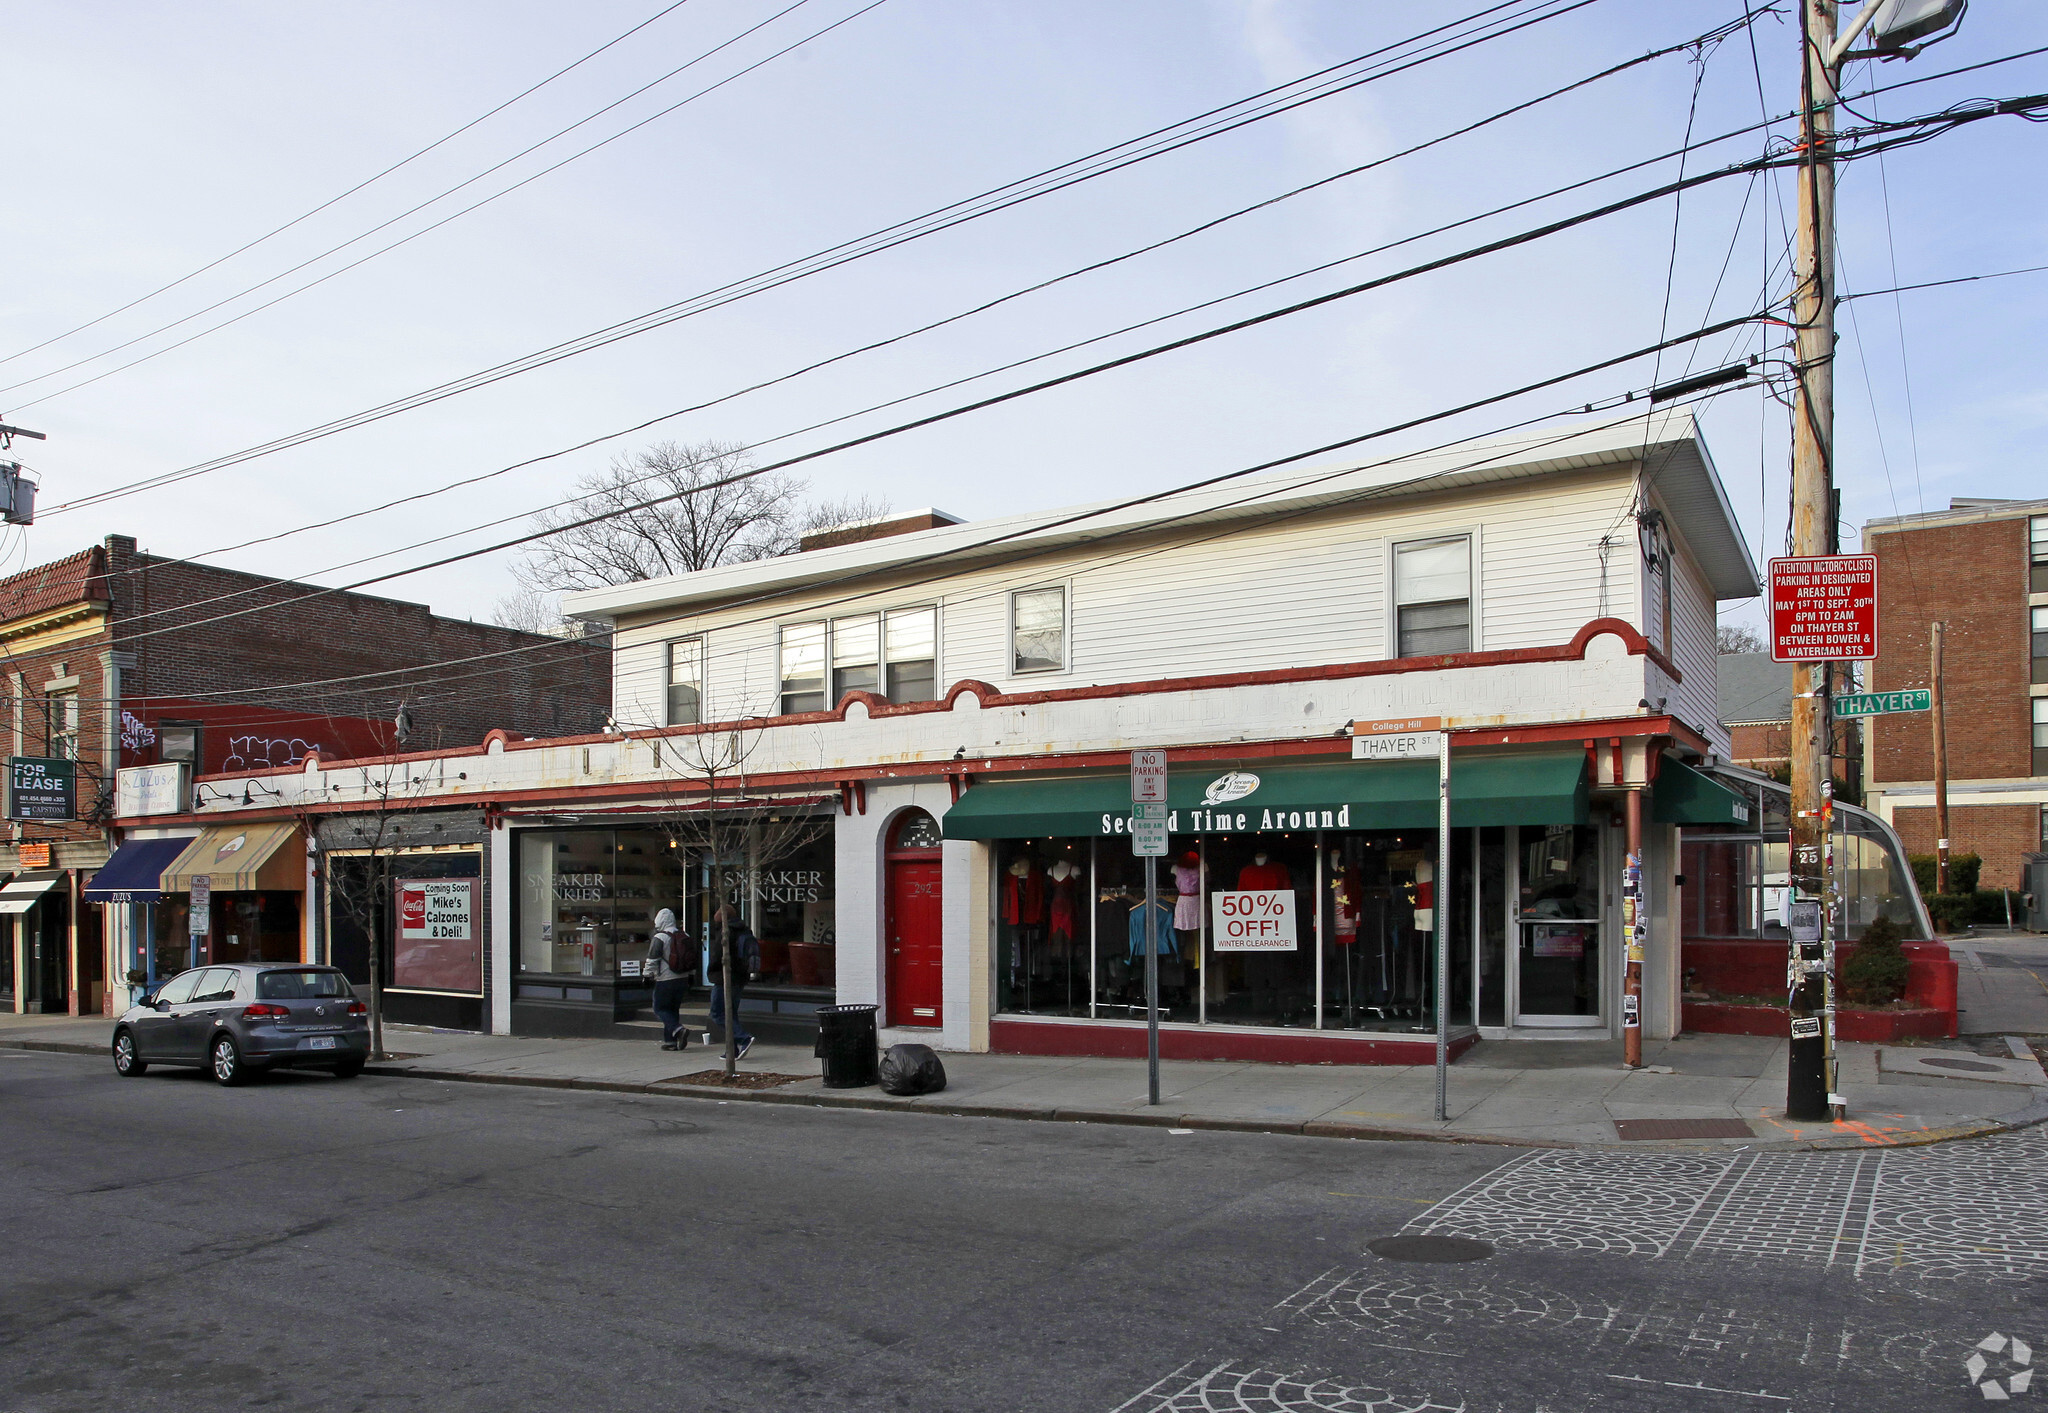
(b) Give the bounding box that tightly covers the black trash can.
[813,1003,880,1088]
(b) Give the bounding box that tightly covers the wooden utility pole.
[1930,620,1950,894]
[1785,0,1839,1124]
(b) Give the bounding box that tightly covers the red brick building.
[1,534,609,1016]
[1863,498,2048,891]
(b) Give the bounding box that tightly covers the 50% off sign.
[1212,890,1297,951]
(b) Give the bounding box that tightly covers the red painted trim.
[991,1017,1481,1066]
[199,616,1681,786]
[120,713,1704,827]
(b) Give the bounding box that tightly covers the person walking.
[645,908,694,1051]
[708,905,760,1060]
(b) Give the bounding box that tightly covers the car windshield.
[256,970,353,1000]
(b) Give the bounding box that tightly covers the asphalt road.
[4,1049,2042,1412]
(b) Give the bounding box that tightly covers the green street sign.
[1834,689,1931,718]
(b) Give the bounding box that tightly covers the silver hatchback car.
[112,964,371,1085]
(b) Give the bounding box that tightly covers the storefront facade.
[126,414,1933,1059]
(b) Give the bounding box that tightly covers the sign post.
[1130,750,1168,1106]
[1768,552,1877,1124]
[189,874,211,968]
[1351,719,1452,1118]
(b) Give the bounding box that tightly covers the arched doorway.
[885,808,944,1028]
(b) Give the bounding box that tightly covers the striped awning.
[0,871,63,915]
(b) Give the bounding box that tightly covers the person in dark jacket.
[707,906,760,1059]
[644,908,693,1051]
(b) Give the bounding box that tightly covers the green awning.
[1652,757,1753,827]
[942,751,1587,841]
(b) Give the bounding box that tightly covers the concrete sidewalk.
[8,1010,2043,1150]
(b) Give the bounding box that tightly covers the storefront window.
[1516,824,1601,1019]
[999,837,1090,1016]
[208,891,300,964]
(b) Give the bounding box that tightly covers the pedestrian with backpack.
[707,905,760,1060]
[645,908,694,1051]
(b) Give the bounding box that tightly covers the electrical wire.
[43,16,2027,526]
[1,0,866,408]
[26,0,1691,505]
[0,0,701,373]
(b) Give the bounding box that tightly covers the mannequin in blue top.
[1127,896,1177,958]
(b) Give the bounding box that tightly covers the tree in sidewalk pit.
[510,439,890,593]
[1716,622,1766,655]
[1841,913,1910,1006]
[642,722,827,1078]
[300,758,447,1061]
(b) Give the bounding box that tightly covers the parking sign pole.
[1130,750,1168,1106]
[1435,731,1450,1123]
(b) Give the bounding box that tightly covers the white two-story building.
[114,411,1824,1061]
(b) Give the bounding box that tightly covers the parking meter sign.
[1131,802,1168,857]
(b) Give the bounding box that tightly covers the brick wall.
[1889,802,2042,891]
[3,631,118,846]
[1868,518,2032,782]
[103,536,610,750]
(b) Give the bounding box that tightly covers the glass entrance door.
[1511,823,1605,1028]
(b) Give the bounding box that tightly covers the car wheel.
[332,1058,364,1079]
[112,1030,148,1077]
[210,1032,251,1087]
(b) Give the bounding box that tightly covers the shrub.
[1843,914,1910,1005]
[1909,853,1981,896]
[1925,893,1975,934]
[1972,889,2022,925]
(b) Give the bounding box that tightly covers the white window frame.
[664,637,704,726]
[881,604,942,702]
[1008,583,1070,676]
[1386,529,1480,658]
[777,620,828,715]
[775,605,946,712]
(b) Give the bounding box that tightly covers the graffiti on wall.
[121,711,157,750]
[222,736,321,773]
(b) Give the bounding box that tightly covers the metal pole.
[1786,0,1838,1124]
[1624,788,1644,1068]
[1931,620,1950,895]
[1434,730,1450,1122]
[1145,853,1160,1105]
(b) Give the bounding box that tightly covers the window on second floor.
[1394,536,1472,656]
[43,692,79,760]
[159,722,200,765]
[2033,605,2048,687]
[2035,697,2048,777]
[780,607,941,714]
[666,638,703,726]
[779,621,827,715]
[1010,586,1066,674]
[2031,514,2048,593]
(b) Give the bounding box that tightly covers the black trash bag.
[878,1043,947,1096]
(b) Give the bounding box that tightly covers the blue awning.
[83,836,196,903]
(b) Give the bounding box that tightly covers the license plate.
[305,1036,337,1050]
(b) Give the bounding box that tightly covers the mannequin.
[1236,850,1292,891]
[1047,858,1079,952]
[1330,848,1361,1025]
[1002,857,1045,927]
[1171,849,1201,938]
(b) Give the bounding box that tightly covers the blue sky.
[3,0,2043,642]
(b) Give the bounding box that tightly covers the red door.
[886,860,945,1028]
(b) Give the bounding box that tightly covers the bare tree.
[1716,621,1767,655]
[490,584,567,636]
[642,724,827,1079]
[303,759,444,1060]
[512,439,892,593]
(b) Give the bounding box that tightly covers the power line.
[0,0,700,373]
[41,20,2027,524]
[116,323,1761,708]
[101,86,2030,642]
[97,12,1748,582]
[31,0,1615,504]
[1,0,861,408]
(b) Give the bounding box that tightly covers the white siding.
[609,464,1643,709]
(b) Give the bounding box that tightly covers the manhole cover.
[1922,1056,2004,1073]
[1613,1118,1756,1141]
[1368,1235,1494,1263]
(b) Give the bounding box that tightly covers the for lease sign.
[1768,554,1877,662]
[1211,889,1297,952]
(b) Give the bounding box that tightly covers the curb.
[12,1038,2037,1151]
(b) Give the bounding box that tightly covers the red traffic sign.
[1768,554,1877,662]
[1129,749,1168,803]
